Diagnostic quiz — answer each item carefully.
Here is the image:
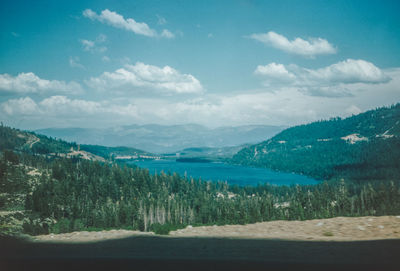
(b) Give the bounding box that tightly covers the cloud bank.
[0,72,83,95]
[1,68,399,129]
[255,59,390,97]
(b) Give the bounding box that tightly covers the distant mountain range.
[36,124,285,153]
[232,104,400,181]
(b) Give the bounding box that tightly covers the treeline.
[2,152,397,235]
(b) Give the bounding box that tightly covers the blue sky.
[1,0,400,129]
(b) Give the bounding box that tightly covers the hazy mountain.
[36,124,285,153]
[232,104,400,181]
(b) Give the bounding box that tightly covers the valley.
[36,124,285,154]
[1,105,400,271]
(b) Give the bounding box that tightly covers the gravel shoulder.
[33,216,400,243]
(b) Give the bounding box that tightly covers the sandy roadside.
[32,216,400,243]
[170,215,400,241]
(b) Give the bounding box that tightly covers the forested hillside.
[80,145,153,160]
[1,125,400,236]
[232,104,400,181]
[0,124,75,155]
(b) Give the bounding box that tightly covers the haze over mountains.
[36,124,285,154]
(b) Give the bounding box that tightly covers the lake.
[131,160,318,186]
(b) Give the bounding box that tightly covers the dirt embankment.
[170,216,400,241]
[33,230,154,243]
[32,216,400,243]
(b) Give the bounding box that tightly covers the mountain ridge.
[231,104,400,181]
[36,124,286,153]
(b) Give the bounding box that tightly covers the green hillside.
[80,145,153,159]
[0,124,75,154]
[1,124,400,237]
[232,104,400,181]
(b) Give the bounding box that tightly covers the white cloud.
[249,31,336,57]
[137,69,400,126]
[39,96,102,115]
[82,9,96,19]
[83,9,156,36]
[86,62,204,95]
[80,34,107,53]
[161,29,175,39]
[2,69,400,128]
[80,39,95,51]
[0,96,139,128]
[83,9,174,38]
[0,72,83,95]
[69,56,85,69]
[254,62,296,82]
[255,59,390,97]
[1,96,138,118]
[307,59,390,84]
[1,97,39,115]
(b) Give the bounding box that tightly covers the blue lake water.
[131,160,318,186]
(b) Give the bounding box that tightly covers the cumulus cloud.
[161,29,175,39]
[249,31,336,57]
[83,9,155,37]
[80,39,95,51]
[83,9,174,39]
[86,62,204,95]
[80,34,107,53]
[307,59,390,84]
[39,96,102,115]
[1,97,39,115]
[69,56,85,69]
[2,69,400,128]
[0,72,83,95]
[254,62,296,82]
[255,59,390,97]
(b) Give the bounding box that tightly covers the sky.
[1,0,400,129]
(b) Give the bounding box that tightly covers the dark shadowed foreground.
[1,235,399,271]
